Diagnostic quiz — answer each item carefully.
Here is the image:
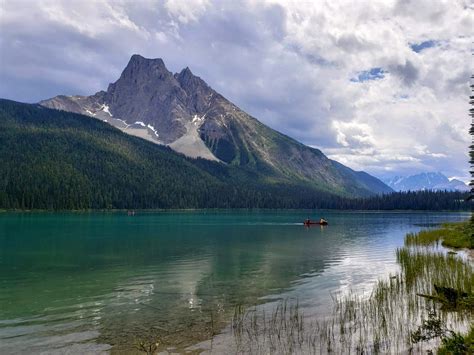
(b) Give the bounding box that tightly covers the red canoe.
[304,219,328,226]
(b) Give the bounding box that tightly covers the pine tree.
[469,75,474,200]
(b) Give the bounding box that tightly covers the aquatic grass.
[405,230,446,247]
[229,224,473,354]
[396,248,473,294]
[405,221,473,249]
[437,324,474,354]
[231,263,472,353]
[135,339,159,355]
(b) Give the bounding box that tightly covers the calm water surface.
[0,211,469,353]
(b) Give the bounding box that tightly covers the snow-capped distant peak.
[383,172,469,192]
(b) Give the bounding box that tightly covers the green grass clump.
[440,222,474,249]
[405,221,473,249]
[437,325,474,355]
[396,248,473,294]
[405,229,446,246]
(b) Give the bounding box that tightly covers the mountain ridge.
[40,54,392,196]
[383,172,468,192]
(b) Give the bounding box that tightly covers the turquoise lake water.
[0,211,470,353]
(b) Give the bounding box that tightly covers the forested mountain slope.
[0,99,363,209]
[1,99,468,210]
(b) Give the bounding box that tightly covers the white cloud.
[0,0,471,181]
[164,0,210,24]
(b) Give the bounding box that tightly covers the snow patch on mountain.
[147,124,159,137]
[101,104,112,116]
[192,114,205,125]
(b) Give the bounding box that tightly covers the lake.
[0,211,469,353]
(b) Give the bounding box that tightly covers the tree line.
[0,99,470,211]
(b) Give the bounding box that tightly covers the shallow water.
[0,210,469,353]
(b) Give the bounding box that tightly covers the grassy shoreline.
[406,221,473,249]
[225,219,473,354]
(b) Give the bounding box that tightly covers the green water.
[0,211,469,353]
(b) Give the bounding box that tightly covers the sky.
[0,0,472,182]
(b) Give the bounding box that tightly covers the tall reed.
[230,227,473,354]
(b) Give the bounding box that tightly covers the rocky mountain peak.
[39,55,393,196]
[99,55,190,143]
[112,54,172,87]
[127,54,167,72]
[175,66,197,84]
[176,66,210,91]
[177,66,193,78]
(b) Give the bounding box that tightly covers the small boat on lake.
[304,218,328,226]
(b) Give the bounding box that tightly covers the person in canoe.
[304,218,328,226]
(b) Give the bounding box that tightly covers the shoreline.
[0,208,471,214]
[184,219,473,354]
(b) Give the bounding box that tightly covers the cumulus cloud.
[0,0,471,181]
[164,0,210,24]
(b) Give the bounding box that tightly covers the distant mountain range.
[40,54,392,197]
[383,172,469,192]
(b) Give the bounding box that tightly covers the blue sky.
[351,68,386,82]
[410,40,438,53]
[0,0,472,182]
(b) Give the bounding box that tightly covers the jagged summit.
[40,55,392,196]
[178,66,193,77]
[128,54,167,67]
[175,66,208,90]
[102,56,190,143]
[118,55,170,81]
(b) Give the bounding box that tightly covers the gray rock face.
[40,54,392,196]
[40,92,106,115]
[104,55,189,143]
[41,55,208,144]
[175,67,214,113]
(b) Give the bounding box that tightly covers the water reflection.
[0,211,469,353]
